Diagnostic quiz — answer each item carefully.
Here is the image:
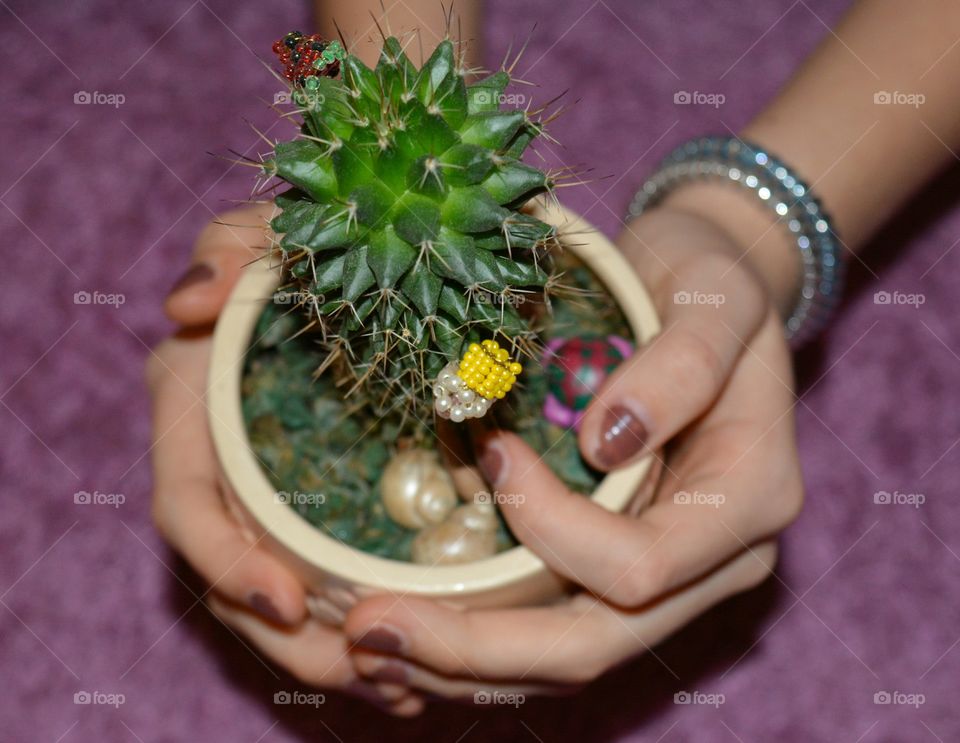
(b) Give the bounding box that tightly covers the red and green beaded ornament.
[542,335,633,429]
[271,31,345,89]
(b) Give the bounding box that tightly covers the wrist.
[657,180,802,321]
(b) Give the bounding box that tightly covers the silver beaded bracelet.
[627,136,844,345]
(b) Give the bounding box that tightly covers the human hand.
[344,204,803,697]
[148,207,423,715]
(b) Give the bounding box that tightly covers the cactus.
[262,31,560,422]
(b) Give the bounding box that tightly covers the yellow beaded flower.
[457,340,523,400]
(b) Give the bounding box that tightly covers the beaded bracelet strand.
[628,136,845,345]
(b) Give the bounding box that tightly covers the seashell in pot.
[411,503,499,566]
[380,449,458,529]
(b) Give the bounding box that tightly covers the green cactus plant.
[263,32,562,422]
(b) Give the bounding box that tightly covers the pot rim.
[208,199,661,597]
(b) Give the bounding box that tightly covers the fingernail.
[478,439,504,487]
[346,679,388,704]
[355,625,406,654]
[595,404,649,468]
[167,262,214,298]
[368,659,409,685]
[248,591,284,624]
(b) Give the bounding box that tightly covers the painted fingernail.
[355,625,406,654]
[167,262,214,298]
[368,659,410,685]
[346,679,388,704]
[478,439,504,487]
[595,404,649,468]
[248,591,284,624]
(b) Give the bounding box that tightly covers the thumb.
[164,206,274,326]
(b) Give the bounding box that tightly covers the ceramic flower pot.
[207,199,660,625]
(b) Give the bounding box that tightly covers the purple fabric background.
[2,0,958,740]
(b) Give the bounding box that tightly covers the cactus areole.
[264,33,558,423]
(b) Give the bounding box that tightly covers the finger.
[164,206,275,326]
[207,594,354,686]
[344,541,776,686]
[613,539,778,646]
[344,594,623,684]
[207,595,424,716]
[388,696,426,717]
[351,650,561,700]
[578,256,767,471]
[149,336,306,625]
[476,430,772,608]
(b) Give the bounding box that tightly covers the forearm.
[313,0,482,69]
[745,0,960,249]
[661,0,960,314]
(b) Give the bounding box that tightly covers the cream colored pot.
[207,200,660,625]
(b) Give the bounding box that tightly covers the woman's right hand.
[147,206,424,715]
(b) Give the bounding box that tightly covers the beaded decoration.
[541,334,632,430]
[433,340,523,422]
[271,31,345,87]
[458,341,522,400]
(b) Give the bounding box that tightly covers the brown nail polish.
[346,679,388,704]
[369,660,409,685]
[595,404,648,469]
[478,441,503,487]
[167,263,214,297]
[355,625,405,654]
[249,591,284,624]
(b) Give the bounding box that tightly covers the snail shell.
[410,504,498,565]
[448,502,498,532]
[380,449,457,530]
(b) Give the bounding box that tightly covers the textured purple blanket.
[2,0,957,740]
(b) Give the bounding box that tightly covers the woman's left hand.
[344,204,804,698]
